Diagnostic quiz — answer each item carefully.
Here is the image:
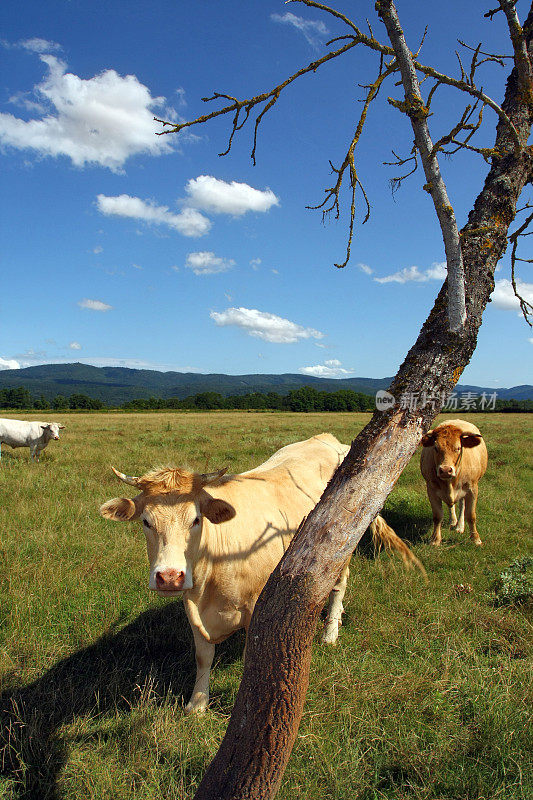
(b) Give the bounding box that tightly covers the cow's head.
[100,466,235,595]
[421,424,482,479]
[41,422,65,441]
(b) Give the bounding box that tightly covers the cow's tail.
[370,516,427,578]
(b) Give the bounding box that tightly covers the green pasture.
[0,411,531,799]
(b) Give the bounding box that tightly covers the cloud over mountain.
[299,359,354,377]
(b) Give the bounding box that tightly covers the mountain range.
[0,363,531,405]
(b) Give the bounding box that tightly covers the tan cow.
[420,419,488,546]
[100,433,419,713]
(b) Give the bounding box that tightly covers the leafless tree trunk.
[191,6,533,799]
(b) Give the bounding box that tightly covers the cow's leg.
[321,558,350,645]
[427,489,444,545]
[465,486,482,545]
[30,446,39,461]
[453,497,465,534]
[450,504,457,527]
[185,626,215,714]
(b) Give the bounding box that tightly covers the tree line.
[0,385,374,412]
[0,384,531,413]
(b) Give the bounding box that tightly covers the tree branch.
[156,0,522,277]
[155,39,359,164]
[306,58,396,267]
[377,0,466,332]
[288,0,521,151]
[509,209,533,324]
[499,0,533,103]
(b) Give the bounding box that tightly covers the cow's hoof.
[473,539,483,546]
[321,622,340,645]
[185,698,208,715]
[430,539,442,547]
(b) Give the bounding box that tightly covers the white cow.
[0,419,65,461]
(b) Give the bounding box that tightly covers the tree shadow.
[0,602,242,800]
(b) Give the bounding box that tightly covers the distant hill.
[0,363,531,405]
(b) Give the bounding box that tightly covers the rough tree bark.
[191,7,533,800]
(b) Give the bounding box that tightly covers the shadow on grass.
[356,498,431,561]
[0,602,242,800]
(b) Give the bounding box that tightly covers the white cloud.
[357,262,373,276]
[78,298,112,312]
[96,194,211,237]
[69,341,82,350]
[0,355,202,372]
[210,307,324,344]
[14,348,46,360]
[529,338,533,345]
[299,358,354,378]
[185,175,279,216]
[0,55,177,171]
[175,87,187,106]
[271,12,329,48]
[74,357,202,371]
[375,261,447,284]
[19,38,62,54]
[93,245,103,254]
[185,251,235,275]
[490,278,533,311]
[0,357,20,370]
[250,258,262,270]
[7,92,47,114]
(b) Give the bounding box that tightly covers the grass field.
[0,411,531,800]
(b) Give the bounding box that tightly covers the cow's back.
[194,434,348,615]
[243,432,348,479]
[0,419,37,447]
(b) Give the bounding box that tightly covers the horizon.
[1,360,531,391]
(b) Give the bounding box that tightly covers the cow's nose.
[156,568,185,590]
[438,465,454,478]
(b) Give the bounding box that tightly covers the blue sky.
[1,0,532,388]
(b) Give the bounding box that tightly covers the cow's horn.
[111,466,140,486]
[199,467,228,485]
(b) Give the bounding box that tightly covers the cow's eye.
[143,519,152,529]
[192,516,200,527]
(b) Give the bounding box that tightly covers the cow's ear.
[100,497,138,522]
[58,425,66,429]
[201,498,236,525]
[460,432,483,448]
[421,431,436,447]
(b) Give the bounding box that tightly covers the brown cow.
[100,434,420,712]
[420,419,488,546]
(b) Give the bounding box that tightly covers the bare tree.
[157,2,533,798]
